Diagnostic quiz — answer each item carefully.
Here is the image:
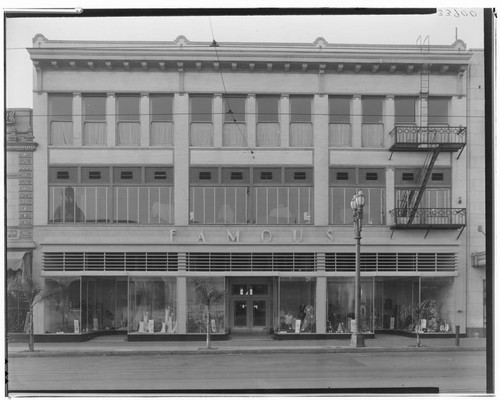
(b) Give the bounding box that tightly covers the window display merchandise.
[278,278,316,333]
[129,277,177,334]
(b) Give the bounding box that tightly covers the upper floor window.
[190,96,213,146]
[83,95,106,146]
[49,94,73,146]
[49,166,174,224]
[329,167,386,225]
[290,96,312,147]
[116,95,140,145]
[256,96,280,147]
[329,96,351,147]
[189,166,313,225]
[428,98,449,125]
[395,97,416,125]
[362,97,384,147]
[150,94,174,146]
[223,96,247,147]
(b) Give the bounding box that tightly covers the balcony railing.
[390,208,466,229]
[389,125,466,152]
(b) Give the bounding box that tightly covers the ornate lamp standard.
[350,190,366,347]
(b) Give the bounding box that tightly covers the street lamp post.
[350,190,366,348]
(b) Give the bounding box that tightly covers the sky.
[4,7,487,108]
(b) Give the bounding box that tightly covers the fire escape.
[389,36,467,239]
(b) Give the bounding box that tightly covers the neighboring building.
[25,34,485,339]
[6,108,38,332]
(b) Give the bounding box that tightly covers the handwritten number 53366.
[438,9,477,17]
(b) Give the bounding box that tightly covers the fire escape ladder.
[407,145,441,224]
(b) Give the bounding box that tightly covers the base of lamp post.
[350,332,366,347]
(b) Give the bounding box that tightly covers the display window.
[81,277,128,332]
[278,278,316,333]
[44,277,81,334]
[375,277,419,331]
[187,277,226,334]
[420,277,454,333]
[128,277,177,334]
[327,277,374,334]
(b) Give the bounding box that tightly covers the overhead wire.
[208,17,254,157]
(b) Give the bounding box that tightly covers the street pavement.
[7,349,486,393]
[7,333,486,357]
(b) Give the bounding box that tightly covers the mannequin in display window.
[300,305,315,333]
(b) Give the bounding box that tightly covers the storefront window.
[187,277,226,334]
[327,277,373,334]
[44,277,81,333]
[278,278,316,333]
[375,277,419,330]
[420,277,454,332]
[128,277,177,334]
[81,277,128,332]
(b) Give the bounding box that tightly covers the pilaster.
[352,95,362,148]
[280,95,290,147]
[106,93,116,146]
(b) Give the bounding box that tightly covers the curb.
[7,346,486,358]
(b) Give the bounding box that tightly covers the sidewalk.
[7,334,486,357]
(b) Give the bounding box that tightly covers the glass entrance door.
[232,299,267,330]
[230,281,271,332]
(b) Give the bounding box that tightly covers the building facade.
[6,108,38,332]
[26,34,485,338]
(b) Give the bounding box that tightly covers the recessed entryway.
[228,277,274,333]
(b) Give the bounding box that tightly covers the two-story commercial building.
[25,34,485,340]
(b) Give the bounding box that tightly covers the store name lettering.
[167,229,334,243]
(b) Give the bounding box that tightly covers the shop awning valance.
[7,252,26,271]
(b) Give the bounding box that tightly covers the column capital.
[141,93,149,98]
[281,94,289,99]
[353,95,362,100]
[386,95,395,100]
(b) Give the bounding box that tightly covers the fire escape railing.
[391,208,466,226]
[389,125,467,147]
